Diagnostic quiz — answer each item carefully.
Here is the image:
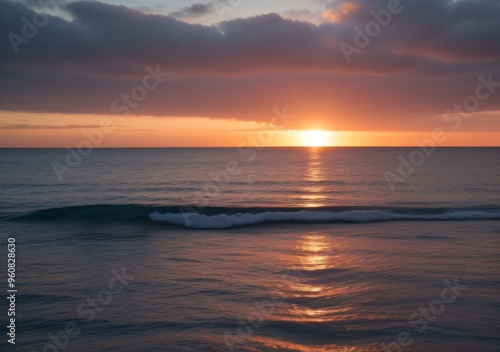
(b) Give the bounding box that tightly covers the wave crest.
[149,209,500,229]
[7,205,500,229]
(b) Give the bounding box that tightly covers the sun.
[301,130,331,147]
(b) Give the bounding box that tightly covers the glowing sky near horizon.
[0,0,499,147]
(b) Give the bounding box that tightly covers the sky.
[0,0,499,147]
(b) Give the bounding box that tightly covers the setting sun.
[301,130,331,147]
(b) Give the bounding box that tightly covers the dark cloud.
[323,0,500,61]
[0,0,499,132]
[3,0,499,74]
[169,3,213,19]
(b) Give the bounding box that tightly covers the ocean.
[0,147,499,352]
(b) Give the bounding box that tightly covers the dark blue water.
[0,148,499,351]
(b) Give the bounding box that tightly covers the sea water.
[0,148,498,351]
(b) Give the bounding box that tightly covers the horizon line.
[1,146,499,149]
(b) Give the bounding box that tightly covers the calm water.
[0,148,499,351]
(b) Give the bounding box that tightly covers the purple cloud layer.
[0,0,499,131]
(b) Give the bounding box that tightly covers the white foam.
[148,210,500,229]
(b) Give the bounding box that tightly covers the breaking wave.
[6,204,500,229]
[149,208,500,229]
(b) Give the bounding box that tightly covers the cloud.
[322,0,500,61]
[0,124,105,130]
[135,4,171,15]
[282,8,321,24]
[169,3,213,19]
[0,0,499,132]
[4,0,499,75]
[322,2,358,23]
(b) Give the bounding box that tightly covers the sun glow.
[301,130,331,147]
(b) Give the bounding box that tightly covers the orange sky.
[0,111,498,147]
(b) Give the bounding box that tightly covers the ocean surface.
[0,147,499,352]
